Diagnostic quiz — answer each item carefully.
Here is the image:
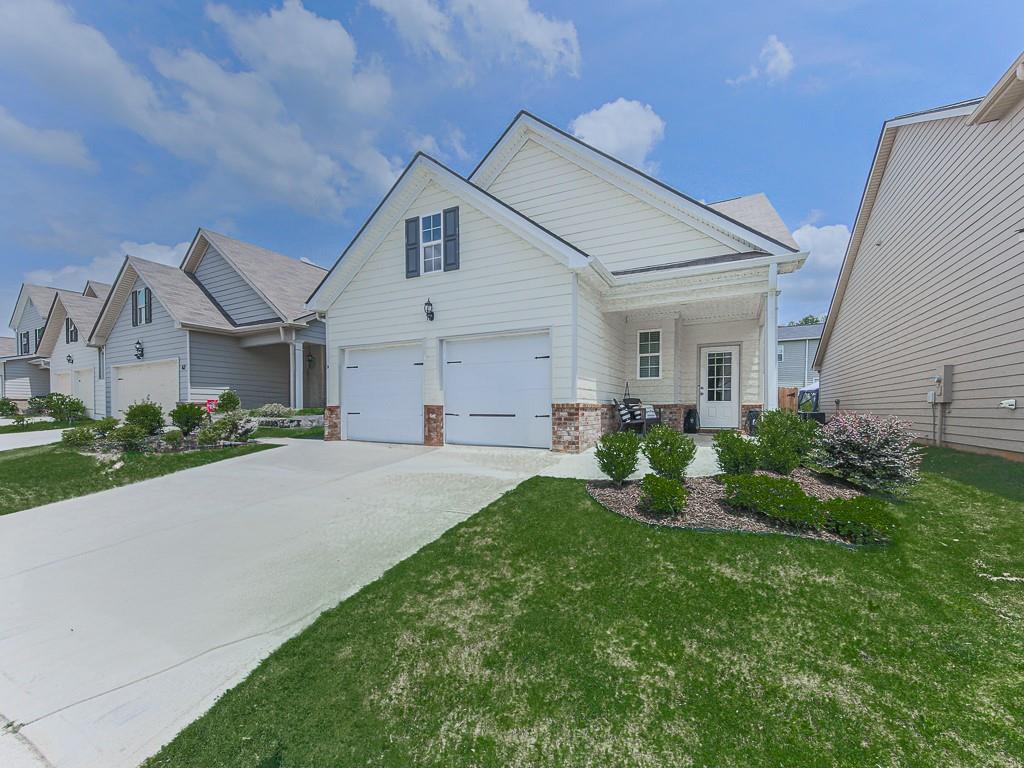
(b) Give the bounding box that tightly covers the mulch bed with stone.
[587,468,862,543]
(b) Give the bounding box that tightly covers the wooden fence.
[778,386,799,412]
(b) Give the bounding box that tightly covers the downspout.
[764,263,779,410]
[570,273,579,403]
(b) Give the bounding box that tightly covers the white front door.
[699,345,740,429]
[74,367,95,418]
[444,333,551,449]
[342,345,424,444]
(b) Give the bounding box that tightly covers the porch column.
[292,342,304,410]
[764,262,779,410]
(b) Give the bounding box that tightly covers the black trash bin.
[745,408,762,435]
[683,408,699,434]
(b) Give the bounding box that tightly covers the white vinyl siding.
[49,330,105,417]
[15,300,45,355]
[574,280,626,403]
[819,97,1024,455]
[486,139,738,273]
[194,244,279,324]
[679,320,762,406]
[2,358,49,401]
[104,276,188,414]
[778,338,819,388]
[325,179,573,408]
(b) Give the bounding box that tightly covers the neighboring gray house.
[2,284,73,406]
[777,323,822,388]
[815,51,1024,459]
[89,229,327,417]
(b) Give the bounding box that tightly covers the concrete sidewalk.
[541,433,722,480]
[0,440,558,768]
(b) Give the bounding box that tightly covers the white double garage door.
[342,333,551,449]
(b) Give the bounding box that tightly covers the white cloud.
[778,222,850,322]
[446,126,471,162]
[23,240,190,291]
[570,99,665,172]
[372,0,580,77]
[0,0,396,214]
[727,34,794,86]
[0,106,95,170]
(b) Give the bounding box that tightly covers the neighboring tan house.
[36,286,111,418]
[308,111,807,451]
[3,284,74,407]
[89,229,328,417]
[815,52,1024,459]
[777,323,822,388]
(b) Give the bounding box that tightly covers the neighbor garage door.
[112,359,179,418]
[444,333,551,449]
[342,345,424,444]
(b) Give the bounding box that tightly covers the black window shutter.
[405,217,420,278]
[144,288,152,324]
[443,206,459,271]
[131,290,138,327]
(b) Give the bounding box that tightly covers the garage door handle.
[346,411,360,415]
[413,362,423,366]
[446,360,462,364]
[534,355,550,359]
[535,414,550,418]
[345,365,358,369]
[444,412,459,416]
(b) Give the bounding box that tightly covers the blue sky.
[0,0,1019,328]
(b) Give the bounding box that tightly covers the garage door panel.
[342,346,423,444]
[444,334,551,449]
[112,360,178,419]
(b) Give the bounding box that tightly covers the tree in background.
[787,314,824,326]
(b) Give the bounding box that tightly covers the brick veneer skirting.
[424,405,444,446]
[324,405,341,441]
[551,403,616,453]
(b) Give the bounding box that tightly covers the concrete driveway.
[0,439,558,768]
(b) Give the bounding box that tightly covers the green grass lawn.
[0,418,94,434]
[251,425,325,440]
[146,447,1023,767]
[0,442,277,516]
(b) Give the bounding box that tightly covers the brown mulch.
[587,469,861,543]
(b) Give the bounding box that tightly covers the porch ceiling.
[599,265,769,314]
[613,293,763,324]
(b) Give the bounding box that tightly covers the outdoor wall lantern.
[306,352,316,370]
[66,354,74,364]
[423,298,435,321]
[134,340,144,360]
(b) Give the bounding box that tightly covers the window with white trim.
[134,288,150,326]
[421,213,442,273]
[66,317,78,344]
[777,344,784,363]
[637,330,661,379]
[19,331,29,355]
[34,328,43,352]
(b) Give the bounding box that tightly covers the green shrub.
[713,430,758,475]
[595,431,641,486]
[823,496,897,545]
[216,390,241,412]
[170,402,207,435]
[45,393,87,423]
[163,428,183,446]
[27,395,49,416]
[252,403,292,417]
[296,407,324,415]
[755,409,816,475]
[61,425,95,447]
[109,423,148,452]
[640,473,688,515]
[91,417,120,437]
[722,474,826,530]
[0,397,18,418]
[641,425,697,480]
[809,412,922,493]
[196,420,228,446]
[124,399,165,435]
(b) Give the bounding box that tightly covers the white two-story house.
[308,112,806,451]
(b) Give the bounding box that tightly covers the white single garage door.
[74,367,96,418]
[342,345,424,444]
[112,359,179,418]
[444,333,551,449]
[52,372,73,395]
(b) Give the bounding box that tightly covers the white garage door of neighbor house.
[444,333,551,449]
[112,359,179,418]
[74,367,95,417]
[342,345,424,444]
[52,372,73,395]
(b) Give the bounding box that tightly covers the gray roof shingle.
[710,193,799,251]
[777,322,824,341]
[128,256,234,331]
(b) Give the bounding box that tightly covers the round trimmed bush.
[595,431,641,486]
[91,417,120,437]
[170,402,207,435]
[109,423,147,452]
[124,399,165,435]
[0,397,18,418]
[712,429,758,475]
[642,425,697,480]
[215,390,241,413]
[61,425,95,448]
[755,409,816,475]
[640,473,688,515]
[163,428,183,446]
[809,412,921,493]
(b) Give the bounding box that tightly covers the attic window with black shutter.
[66,317,78,344]
[132,287,152,327]
[406,207,459,278]
[421,213,442,273]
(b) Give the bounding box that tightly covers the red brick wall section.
[552,403,617,453]
[424,405,444,446]
[324,405,341,441]
[653,404,691,432]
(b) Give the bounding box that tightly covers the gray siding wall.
[189,332,290,408]
[195,246,278,325]
[819,97,1024,455]
[15,299,46,354]
[104,276,189,414]
[293,319,326,344]
[3,358,49,400]
[778,338,819,387]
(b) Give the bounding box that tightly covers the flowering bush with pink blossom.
[809,412,922,493]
